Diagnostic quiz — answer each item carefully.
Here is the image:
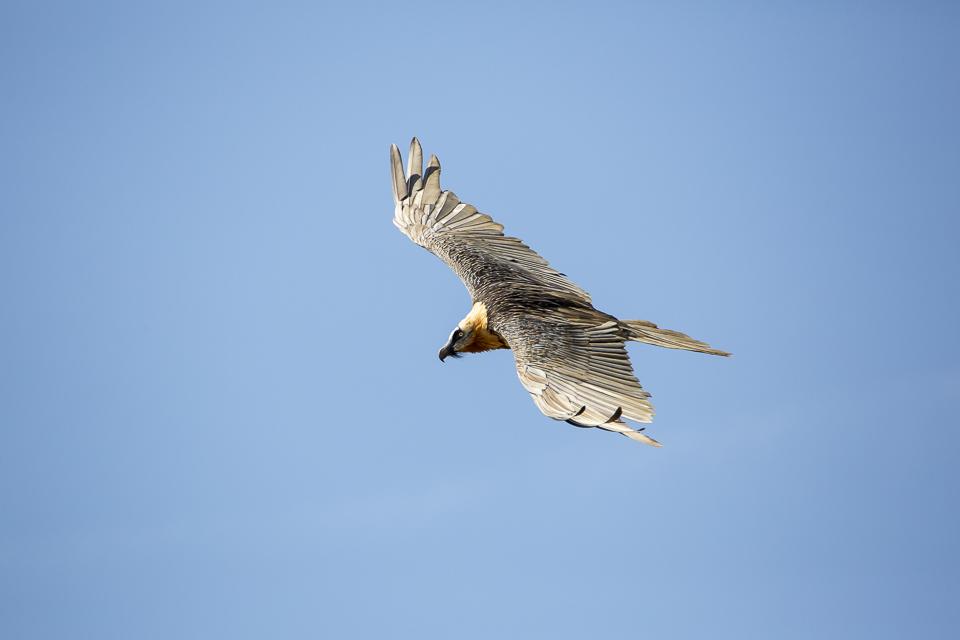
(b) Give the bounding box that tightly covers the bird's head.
[438,325,472,362]
[438,302,509,362]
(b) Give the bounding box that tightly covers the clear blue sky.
[2,2,959,638]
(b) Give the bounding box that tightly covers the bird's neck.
[458,302,509,352]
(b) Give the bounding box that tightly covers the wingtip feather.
[422,153,442,204]
[407,137,423,181]
[624,430,662,447]
[390,143,406,205]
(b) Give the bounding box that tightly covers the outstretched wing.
[391,138,591,304]
[513,318,662,446]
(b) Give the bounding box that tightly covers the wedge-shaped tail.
[622,320,731,357]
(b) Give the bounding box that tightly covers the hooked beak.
[438,344,454,362]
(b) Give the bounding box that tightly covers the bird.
[391,138,729,446]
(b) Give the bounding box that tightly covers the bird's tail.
[622,320,731,357]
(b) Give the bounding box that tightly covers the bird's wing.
[513,318,661,446]
[391,138,592,304]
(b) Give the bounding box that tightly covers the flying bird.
[391,138,729,446]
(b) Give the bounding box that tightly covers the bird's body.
[391,139,729,446]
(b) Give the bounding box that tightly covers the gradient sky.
[2,2,959,638]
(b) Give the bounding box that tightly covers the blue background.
[2,2,958,638]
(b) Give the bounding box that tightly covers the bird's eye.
[455,329,464,340]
